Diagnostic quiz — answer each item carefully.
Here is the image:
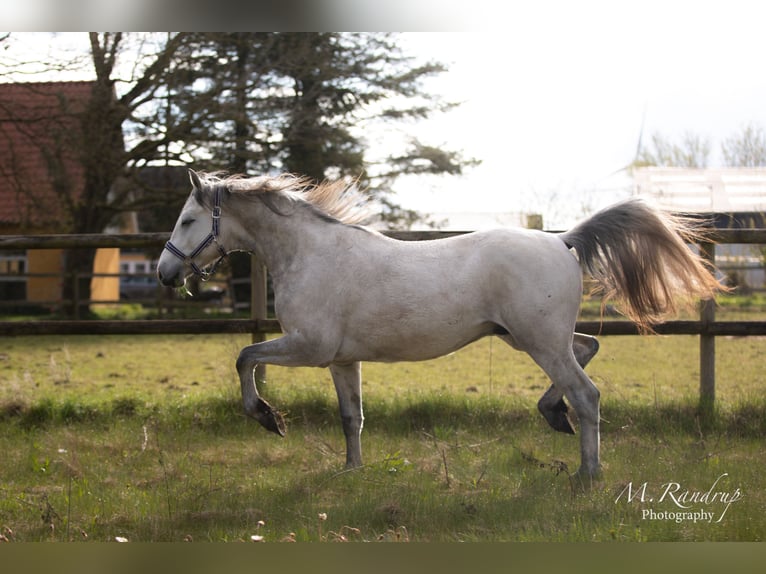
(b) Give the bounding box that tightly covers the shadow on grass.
[2,392,764,440]
[600,400,766,438]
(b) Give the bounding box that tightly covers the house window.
[0,250,27,302]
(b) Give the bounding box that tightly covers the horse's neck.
[234,199,348,279]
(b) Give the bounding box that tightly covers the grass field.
[0,303,764,542]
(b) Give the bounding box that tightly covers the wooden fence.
[1,228,765,407]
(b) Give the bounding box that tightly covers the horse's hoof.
[254,398,286,437]
[539,399,576,435]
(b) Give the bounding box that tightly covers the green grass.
[0,328,764,542]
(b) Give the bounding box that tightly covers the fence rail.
[0,318,762,338]
[1,227,763,249]
[1,227,765,407]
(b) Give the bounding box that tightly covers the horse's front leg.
[236,334,327,436]
[329,362,363,468]
[236,348,286,436]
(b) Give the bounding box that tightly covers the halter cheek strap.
[164,186,228,281]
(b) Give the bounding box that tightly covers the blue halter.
[163,186,228,281]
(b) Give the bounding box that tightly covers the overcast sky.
[392,4,766,226]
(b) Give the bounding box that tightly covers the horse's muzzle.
[157,266,184,288]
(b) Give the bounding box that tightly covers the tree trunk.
[58,43,127,318]
[229,40,251,174]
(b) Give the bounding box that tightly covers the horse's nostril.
[157,268,175,287]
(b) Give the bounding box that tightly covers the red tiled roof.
[0,81,93,231]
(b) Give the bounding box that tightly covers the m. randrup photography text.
[615,473,744,524]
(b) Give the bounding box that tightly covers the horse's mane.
[198,172,374,226]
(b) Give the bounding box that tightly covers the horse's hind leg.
[499,327,601,479]
[573,333,600,367]
[538,384,575,435]
[537,333,599,434]
[532,348,602,480]
[329,362,363,468]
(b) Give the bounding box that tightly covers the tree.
[3,32,475,314]
[172,33,478,227]
[64,33,209,315]
[1,33,205,315]
[635,131,711,168]
[721,122,766,167]
[162,32,477,300]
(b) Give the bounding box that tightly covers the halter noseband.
[164,186,228,281]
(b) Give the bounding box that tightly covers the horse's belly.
[335,319,495,363]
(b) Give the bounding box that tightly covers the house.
[0,81,119,310]
[632,167,766,290]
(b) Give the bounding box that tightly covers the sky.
[4,3,766,228]
[390,4,766,227]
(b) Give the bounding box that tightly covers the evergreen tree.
[176,33,477,226]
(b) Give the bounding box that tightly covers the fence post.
[251,255,268,384]
[73,271,80,320]
[699,241,716,412]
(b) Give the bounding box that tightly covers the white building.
[632,167,766,213]
[633,167,766,291]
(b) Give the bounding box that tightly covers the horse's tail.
[559,198,725,332]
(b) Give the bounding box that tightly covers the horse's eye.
[181,218,195,227]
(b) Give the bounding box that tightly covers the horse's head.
[157,170,229,288]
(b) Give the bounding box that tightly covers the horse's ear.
[188,169,202,191]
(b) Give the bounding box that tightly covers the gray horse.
[157,170,721,483]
